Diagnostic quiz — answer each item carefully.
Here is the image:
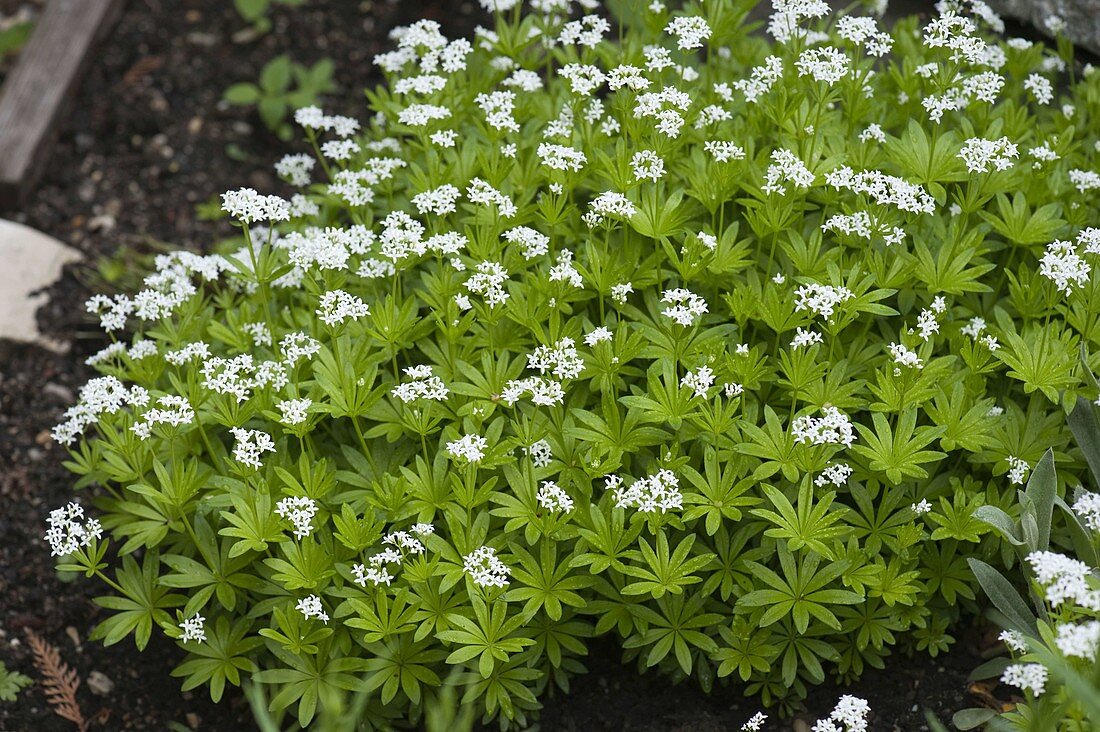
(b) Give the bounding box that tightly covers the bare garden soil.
[0,0,1000,729]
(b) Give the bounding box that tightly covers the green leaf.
[223,83,261,105]
[966,559,1037,635]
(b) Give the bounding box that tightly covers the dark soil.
[0,1,999,730]
[537,634,988,732]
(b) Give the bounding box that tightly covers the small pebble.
[87,671,114,696]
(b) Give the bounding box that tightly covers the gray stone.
[988,0,1100,55]
[0,219,81,352]
[86,670,114,696]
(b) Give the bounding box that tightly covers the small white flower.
[317,290,370,326]
[278,398,312,426]
[179,614,206,643]
[221,188,290,224]
[791,406,856,448]
[1001,663,1047,696]
[613,470,682,513]
[911,498,932,515]
[790,327,823,349]
[275,496,318,539]
[1072,491,1100,531]
[537,481,574,513]
[43,502,103,557]
[446,433,488,463]
[230,427,276,470]
[631,150,666,182]
[681,366,715,399]
[584,327,613,347]
[664,15,711,50]
[296,594,329,623]
[660,289,708,326]
[1055,621,1100,661]
[1000,629,1028,653]
[741,712,768,732]
[463,546,510,587]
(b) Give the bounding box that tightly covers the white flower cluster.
[1069,168,1100,193]
[768,0,830,44]
[1027,550,1100,610]
[44,502,103,557]
[682,365,715,399]
[825,167,936,214]
[202,354,287,403]
[661,288,708,326]
[528,338,584,380]
[465,260,511,307]
[633,86,692,138]
[1024,73,1053,105]
[294,105,360,135]
[538,143,587,172]
[132,395,195,439]
[537,481,574,513]
[52,376,148,445]
[791,406,856,448]
[795,282,854,320]
[836,16,892,56]
[1001,663,1047,696]
[275,153,315,186]
[1072,491,1100,531]
[1039,239,1091,295]
[584,326,613,347]
[503,226,550,260]
[888,342,924,370]
[527,439,553,468]
[664,15,711,50]
[763,148,815,195]
[275,496,319,539]
[352,523,434,587]
[502,376,565,407]
[463,545,510,588]
[179,614,206,644]
[392,365,449,403]
[584,191,637,227]
[1007,455,1029,485]
[446,433,488,463]
[740,712,768,732]
[791,327,824,349]
[296,594,329,623]
[317,289,371,326]
[733,56,784,103]
[816,463,853,487]
[958,136,1018,173]
[610,470,683,513]
[278,398,312,426]
[811,695,870,732]
[922,11,986,64]
[1054,621,1100,661]
[476,90,519,132]
[221,188,291,224]
[411,183,462,216]
[1000,629,1028,652]
[631,150,665,182]
[230,427,276,470]
[795,46,849,84]
[559,14,609,48]
[911,498,933,515]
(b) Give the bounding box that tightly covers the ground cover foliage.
[43,0,1100,727]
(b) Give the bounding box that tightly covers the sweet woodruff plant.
[44,0,1100,726]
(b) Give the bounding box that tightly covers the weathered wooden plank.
[0,0,123,208]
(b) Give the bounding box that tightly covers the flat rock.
[989,0,1100,55]
[0,218,81,352]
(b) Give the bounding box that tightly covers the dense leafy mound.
[49,0,1100,726]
